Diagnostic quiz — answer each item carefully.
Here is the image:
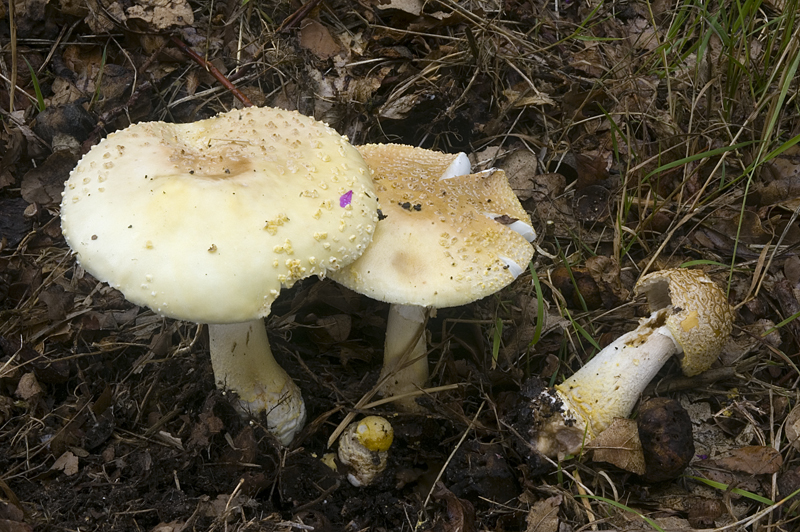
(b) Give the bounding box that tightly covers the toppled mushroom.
[530,268,733,458]
[330,144,535,408]
[61,107,379,445]
[337,415,394,486]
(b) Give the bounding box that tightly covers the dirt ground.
[2,0,800,530]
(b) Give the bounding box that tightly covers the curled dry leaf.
[126,0,194,30]
[299,19,342,60]
[14,372,43,400]
[21,151,80,207]
[710,445,783,475]
[501,149,540,201]
[586,418,646,475]
[52,451,80,476]
[372,0,423,15]
[312,314,352,345]
[150,521,186,532]
[786,403,800,450]
[525,494,561,532]
[686,497,724,529]
[431,482,477,532]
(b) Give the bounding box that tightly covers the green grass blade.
[575,494,666,532]
[689,476,775,505]
[528,264,545,349]
[492,316,502,367]
[23,57,45,112]
[644,141,756,180]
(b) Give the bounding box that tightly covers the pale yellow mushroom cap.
[635,268,734,376]
[354,415,394,452]
[330,144,535,308]
[60,107,378,323]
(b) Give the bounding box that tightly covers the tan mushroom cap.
[635,268,734,376]
[330,144,534,308]
[61,107,378,324]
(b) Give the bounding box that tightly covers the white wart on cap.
[61,107,379,445]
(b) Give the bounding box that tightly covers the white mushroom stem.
[528,268,733,459]
[555,309,680,438]
[378,304,429,409]
[208,321,306,446]
[533,309,680,458]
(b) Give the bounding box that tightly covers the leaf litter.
[2,0,800,530]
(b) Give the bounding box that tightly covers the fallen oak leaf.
[709,445,783,476]
[586,418,646,475]
[525,494,561,532]
[51,451,79,476]
[432,482,476,532]
[298,19,341,60]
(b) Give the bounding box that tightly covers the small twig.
[423,401,484,509]
[170,36,253,107]
[8,0,16,112]
[292,479,341,513]
[644,363,753,396]
[277,0,324,32]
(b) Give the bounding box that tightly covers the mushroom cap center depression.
[61,107,378,324]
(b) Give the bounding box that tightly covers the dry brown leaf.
[501,149,539,201]
[39,285,73,321]
[374,0,423,15]
[711,445,783,475]
[126,0,194,29]
[778,466,800,506]
[52,451,80,476]
[586,418,646,475]
[431,482,476,532]
[20,151,79,206]
[0,502,24,523]
[687,497,724,529]
[379,94,423,120]
[525,494,561,532]
[314,314,352,343]
[503,87,556,108]
[705,208,772,245]
[785,256,800,285]
[585,256,629,306]
[786,403,800,450]
[299,19,341,60]
[14,372,43,400]
[0,518,34,532]
[150,521,186,532]
[569,43,608,78]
